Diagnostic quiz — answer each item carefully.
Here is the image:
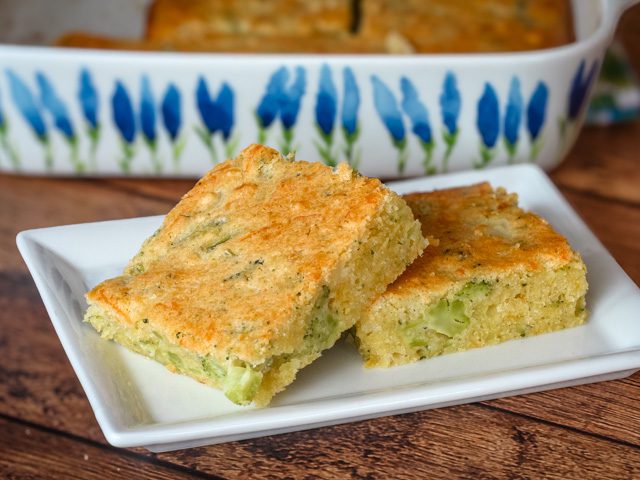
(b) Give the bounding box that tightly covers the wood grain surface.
[2,7,640,479]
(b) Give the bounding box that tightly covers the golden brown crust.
[87,145,404,366]
[56,32,386,54]
[386,183,579,301]
[56,33,152,51]
[357,182,587,368]
[360,0,574,53]
[58,0,572,54]
[145,0,351,41]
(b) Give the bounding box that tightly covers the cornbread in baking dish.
[56,31,388,54]
[145,0,352,41]
[56,0,573,54]
[359,0,574,53]
[356,183,588,368]
[84,144,426,405]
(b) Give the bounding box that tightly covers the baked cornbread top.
[87,144,404,365]
[146,0,351,42]
[384,183,580,301]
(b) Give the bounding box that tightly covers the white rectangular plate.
[17,164,640,452]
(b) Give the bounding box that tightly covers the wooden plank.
[5,389,635,480]
[103,178,193,203]
[0,417,203,480]
[151,404,640,479]
[485,373,640,446]
[561,188,640,283]
[0,175,173,271]
[553,122,640,206]
[2,265,639,470]
[0,271,108,440]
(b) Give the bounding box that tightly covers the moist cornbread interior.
[85,144,425,405]
[356,183,588,368]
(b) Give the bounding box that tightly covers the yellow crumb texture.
[356,183,588,368]
[85,144,425,405]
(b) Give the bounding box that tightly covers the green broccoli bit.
[456,280,491,300]
[402,281,492,345]
[223,365,263,405]
[202,355,225,379]
[424,299,470,338]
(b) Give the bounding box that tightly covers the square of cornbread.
[359,0,573,53]
[85,145,425,405]
[145,0,352,42]
[356,183,588,368]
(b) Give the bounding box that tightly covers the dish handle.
[602,0,640,28]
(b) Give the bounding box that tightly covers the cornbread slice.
[56,31,388,54]
[359,0,573,53]
[85,145,425,405]
[145,0,352,41]
[356,183,588,368]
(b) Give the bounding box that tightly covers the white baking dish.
[0,0,636,177]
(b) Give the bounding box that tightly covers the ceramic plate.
[17,164,640,452]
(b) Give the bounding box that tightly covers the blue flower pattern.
[78,69,98,130]
[341,67,360,168]
[6,71,51,168]
[111,80,136,172]
[559,58,599,144]
[314,64,338,166]
[140,76,162,172]
[503,77,523,162]
[372,75,407,174]
[255,66,288,141]
[217,83,234,143]
[342,68,359,137]
[36,73,74,141]
[195,77,236,162]
[161,83,184,169]
[568,60,599,121]
[315,65,337,137]
[78,69,100,169]
[439,72,461,172]
[36,72,83,172]
[279,67,306,154]
[161,84,181,141]
[140,76,156,144]
[0,88,20,169]
[253,66,306,155]
[527,81,549,161]
[400,77,435,174]
[0,93,4,130]
[280,67,306,130]
[0,60,596,175]
[371,76,405,142]
[476,83,500,168]
[6,71,47,140]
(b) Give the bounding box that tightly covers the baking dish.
[0,0,636,178]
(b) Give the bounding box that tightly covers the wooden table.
[3,16,640,480]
